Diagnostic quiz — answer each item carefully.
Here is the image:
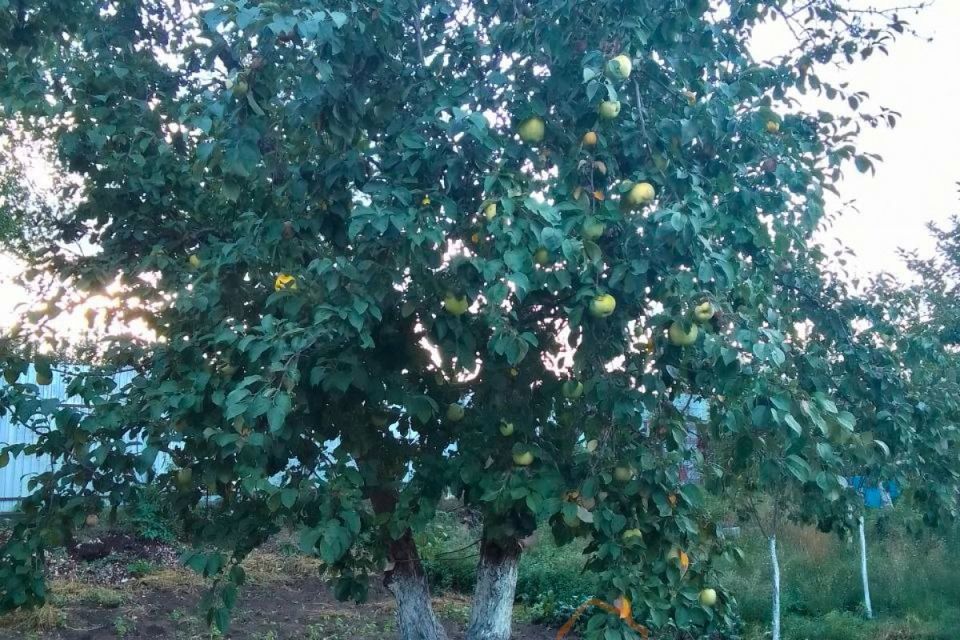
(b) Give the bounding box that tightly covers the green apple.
[668,321,699,346]
[606,54,632,81]
[443,293,469,316]
[446,403,465,422]
[589,294,617,318]
[598,100,621,119]
[513,450,534,466]
[621,528,643,542]
[562,380,584,399]
[3,369,19,385]
[533,247,550,266]
[693,301,715,323]
[585,439,599,453]
[699,588,717,607]
[518,117,545,143]
[370,411,390,427]
[614,465,634,482]
[582,217,606,241]
[189,254,201,269]
[176,468,193,488]
[625,182,656,207]
[499,421,515,436]
[36,371,52,386]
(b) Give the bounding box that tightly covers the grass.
[49,581,125,608]
[0,605,65,632]
[729,511,960,640]
[418,504,960,639]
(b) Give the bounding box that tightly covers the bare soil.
[1,530,561,640]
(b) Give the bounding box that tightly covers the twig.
[433,538,480,558]
[633,80,648,140]
[412,2,426,68]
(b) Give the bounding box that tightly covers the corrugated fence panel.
[0,364,145,512]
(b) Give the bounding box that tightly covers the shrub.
[121,485,179,542]
[417,509,481,593]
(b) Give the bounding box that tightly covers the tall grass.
[729,509,960,640]
[416,505,960,639]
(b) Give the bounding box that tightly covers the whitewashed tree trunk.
[369,490,448,640]
[465,537,521,640]
[858,516,873,619]
[769,535,781,640]
[386,532,450,640]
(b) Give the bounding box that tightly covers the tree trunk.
[858,516,873,619]
[369,489,448,640]
[465,536,521,640]
[769,535,781,640]
[386,531,450,640]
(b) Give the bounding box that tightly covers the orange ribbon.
[556,597,650,639]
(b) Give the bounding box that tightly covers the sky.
[1,1,958,333]
[751,0,960,279]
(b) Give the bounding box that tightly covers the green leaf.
[784,414,802,436]
[280,488,298,509]
[267,392,292,432]
[784,455,811,483]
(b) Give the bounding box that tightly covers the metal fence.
[0,364,149,512]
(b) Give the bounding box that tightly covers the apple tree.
[0,2,944,640]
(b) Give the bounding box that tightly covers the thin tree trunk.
[858,516,873,619]
[769,535,781,640]
[386,531,450,640]
[465,536,521,640]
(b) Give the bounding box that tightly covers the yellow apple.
[625,182,656,207]
[606,54,633,81]
[484,202,498,221]
[443,293,469,316]
[533,247,550,266]
[699,588,717,607]
[683,89,697,106]
[446,403,465,422]
[499,421,515,436]
[518,117,545,143]
[585,439,599,453]
[693,301,714,323]
[562,380,584,399]
[589,294,617,318]
[766,119,780,133]
[275,273,297,291]
[598,100,621,119]
[582,217,606,241]
[513,450,534,466]
[188,254,201,269]
[668,321,699,346]
[582,131,598,147]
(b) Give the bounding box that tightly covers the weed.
[113,615,132,638]
[127,559,159,577]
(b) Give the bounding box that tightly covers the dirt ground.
[0,532,561,640]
